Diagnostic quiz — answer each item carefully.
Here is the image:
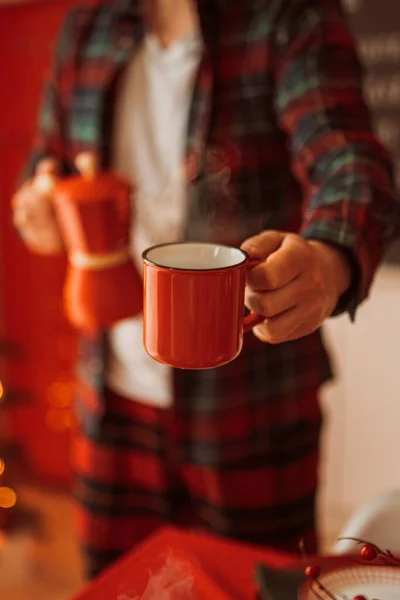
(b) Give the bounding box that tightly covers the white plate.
[301,565,400,599]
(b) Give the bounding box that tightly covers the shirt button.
[277,28,289,46]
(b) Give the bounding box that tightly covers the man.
[12,0,398,579]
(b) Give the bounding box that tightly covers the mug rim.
[142,241,249,272]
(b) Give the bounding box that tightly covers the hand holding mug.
[241,230,352,344]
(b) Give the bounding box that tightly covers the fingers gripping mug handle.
[243,258,265,333]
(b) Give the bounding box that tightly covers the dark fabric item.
[255,563,306,600]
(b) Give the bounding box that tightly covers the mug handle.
[243,258,265,333]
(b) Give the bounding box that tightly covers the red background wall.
[0,0,81,487]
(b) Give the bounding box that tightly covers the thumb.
[32,158,60,195]
[36,157,60,177]
[241,230,285,260]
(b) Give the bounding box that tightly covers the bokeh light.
[0,487,17,509]
[46,381,73,408]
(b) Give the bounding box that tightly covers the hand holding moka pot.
[32,152,142,332]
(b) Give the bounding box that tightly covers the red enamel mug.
[142,242,264,369]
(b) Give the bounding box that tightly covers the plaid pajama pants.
[72,386,322,578]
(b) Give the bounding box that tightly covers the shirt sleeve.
[273,0,399,319]
[21,8,80,181]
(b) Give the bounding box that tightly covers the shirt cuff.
[301,223,364,322]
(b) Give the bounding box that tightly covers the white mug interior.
[144,242,247,271]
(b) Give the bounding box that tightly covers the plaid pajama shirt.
[25,0,397,578]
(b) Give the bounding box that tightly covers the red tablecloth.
[69,527,389,599]
[72,527,299,600]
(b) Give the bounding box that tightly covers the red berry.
[305,565,321,579]
[360,543,378,561]
[353,596,367,600]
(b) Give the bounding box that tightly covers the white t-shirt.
[106,32,202,407]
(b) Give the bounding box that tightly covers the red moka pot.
[34,152,142,332]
